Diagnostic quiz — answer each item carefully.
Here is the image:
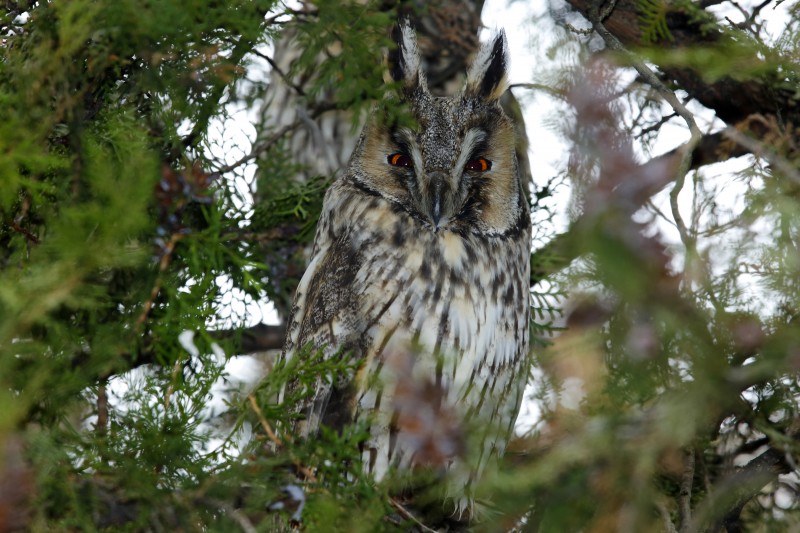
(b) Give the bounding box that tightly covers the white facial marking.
[454,129,487,178]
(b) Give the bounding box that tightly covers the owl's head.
[348,22,526,237]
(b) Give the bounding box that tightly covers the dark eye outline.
[388,153,413,168]
[464,157,492,172]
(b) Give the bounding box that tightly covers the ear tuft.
[465,30,509,102]
[387,20,426,94]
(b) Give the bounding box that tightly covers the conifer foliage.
[0,1,389,530]
[2,0,800,531]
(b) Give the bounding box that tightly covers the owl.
[280,22,530,515]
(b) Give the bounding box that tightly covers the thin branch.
[247,394,317,482]
[644,197,678,229]
[211,322,287,353]
[74,322,286,394]
[135,233,184,330]
[727,0,751,22]
[723,125,800,185]
[587,5,707,297]
[528,129,753,287]
[565,0,798,129]
[215,98,338,175]
[247,393,282,449]
[698,0,727,7]
[586,7,701,137]
[565,21,594,35]
[215,120,302,174]
[252,48,306,97]
[737,0,774,33]
[389,498,439,533]
[638,111,677,137]
[221,226,300,245]
[691,445,792,531]
[7,220,39,244]
[182,35,255,150]
[263,9,296,26]
[599,0,620,20]
[657,500,679,533]
[509,82,564,99]
[669,164,692,249]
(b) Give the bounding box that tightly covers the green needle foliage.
[3,0,800,531]
[0,0,393,530]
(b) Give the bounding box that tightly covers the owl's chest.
[349,218,527,375]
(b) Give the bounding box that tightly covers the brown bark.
[565,0,799,127]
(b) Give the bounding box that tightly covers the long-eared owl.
[281,22,531,512]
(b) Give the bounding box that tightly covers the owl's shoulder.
[320,175,421,243]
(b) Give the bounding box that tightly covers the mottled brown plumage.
[281,23,530,514]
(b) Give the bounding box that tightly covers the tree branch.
[528,131,741,285]
[564,0,799,128]
[211,323,287,354]
[215,101,337,175]
[722,125,800,184]
[691,445,791,532]
[182,35,256,151]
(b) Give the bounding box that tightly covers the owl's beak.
[431,180,443,225]
[426,171,451,229]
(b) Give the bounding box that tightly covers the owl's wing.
[280,194,365,436]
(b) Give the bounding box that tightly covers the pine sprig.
[638,0,673,44]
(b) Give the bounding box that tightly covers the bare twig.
[638,111,677,137]
[263,9,295,26]
[135,233,183,330]
[215,101,337,175]
[508,82,564,99]
[247,394,317,482]
[216,120,302,174]
[738,0,774,33]
[389,498,439,533]
[722,125,800,185]
[599,0,620,20]
[698,0,727,7]
[528,129,754,287]
[252,48,306,96]
[586,9,701,141]
[656,500,679,533]
[247,393,282,448]
[7,221,40,244]
[565,21,594,35]
[669,164,693,257]
[212,322,287,353]
[587,6,705,292]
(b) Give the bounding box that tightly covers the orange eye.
[388,153,413,168]
[465,157,491,172]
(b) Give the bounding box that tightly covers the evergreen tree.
[0,0,799,531]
